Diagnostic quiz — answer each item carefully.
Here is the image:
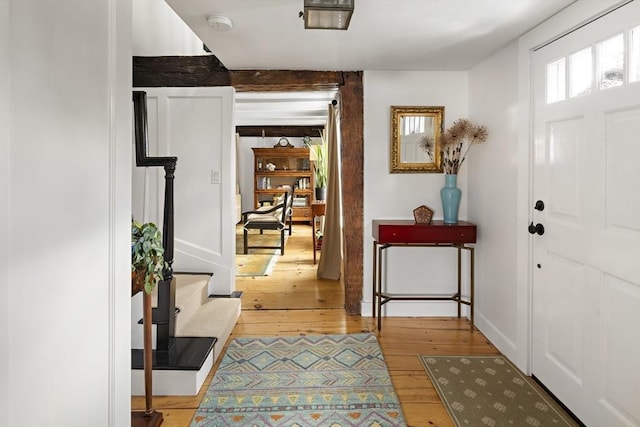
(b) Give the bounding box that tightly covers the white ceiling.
[235,91,338,126]
[162,0,575,71]
[133,0,576,125]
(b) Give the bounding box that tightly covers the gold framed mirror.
[390,106,444,173]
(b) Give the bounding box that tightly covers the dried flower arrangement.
[419,118,488,174]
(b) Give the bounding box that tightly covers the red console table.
[372,219,477,331]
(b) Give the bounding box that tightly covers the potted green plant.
[313,142,328,201]
[131,219,166,294]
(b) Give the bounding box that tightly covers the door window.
[597,33,624,90]
[545,24,640,104]
[630,26,640,83]
[569,47,592,97]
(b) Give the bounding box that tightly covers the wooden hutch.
[251,147,315,222]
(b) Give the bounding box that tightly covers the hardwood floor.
[132,224,500,427]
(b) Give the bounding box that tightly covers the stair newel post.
[156,161,177,352]
[161,162,175,279]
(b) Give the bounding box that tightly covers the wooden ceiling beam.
[236,125,324,138]
[133,56,230,87]
[230,70,342,92]
[133,57,341,91]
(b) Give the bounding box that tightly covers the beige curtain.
[317,103,341,279]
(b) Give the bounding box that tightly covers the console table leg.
[470,246,475,331]
[457,246,462,318]
[372,241,377,320]
[377,245,384,331]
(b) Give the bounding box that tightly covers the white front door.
[532,2,640,425]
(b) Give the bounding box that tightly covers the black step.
[131,336,216,371]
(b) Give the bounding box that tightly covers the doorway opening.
[234,90,343,311]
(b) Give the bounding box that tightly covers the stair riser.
[175,279,210,332]
[131,352,213,396]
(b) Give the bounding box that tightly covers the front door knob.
[528,222,545,235]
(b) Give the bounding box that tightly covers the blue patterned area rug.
[419,355,580,427]
[190,333,407,427]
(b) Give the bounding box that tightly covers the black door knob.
[528,222,545,235]
[535,200,545,211]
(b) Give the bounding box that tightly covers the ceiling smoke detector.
[207,13,233,32]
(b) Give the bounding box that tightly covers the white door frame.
[515,0,626,373]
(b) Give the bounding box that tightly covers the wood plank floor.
[132,224,500,427]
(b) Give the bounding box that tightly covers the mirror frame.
[390,106,444,173]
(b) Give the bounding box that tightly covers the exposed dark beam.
[236,125,324,138]
[133,56,230,87]
[230,70,342,92]
[338,72,364,315]
[133,57,342,92]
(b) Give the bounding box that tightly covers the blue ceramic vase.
[440,174,461,224]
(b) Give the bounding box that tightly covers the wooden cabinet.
[252,147,315,222]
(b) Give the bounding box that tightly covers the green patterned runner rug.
[419,355,580,427]
[191,333,407,427]
[235,229,283,276]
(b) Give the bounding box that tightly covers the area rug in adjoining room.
[235,228,284,276]
[419,355,580,427]
[190,333,407,427]
[235,253,278,277]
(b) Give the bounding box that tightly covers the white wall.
[133,0,204,57]
[362,71,469,316]
[0,1,132,426]
[468,42,520,362]
[0,1,10,423]
[0,1,8,425]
